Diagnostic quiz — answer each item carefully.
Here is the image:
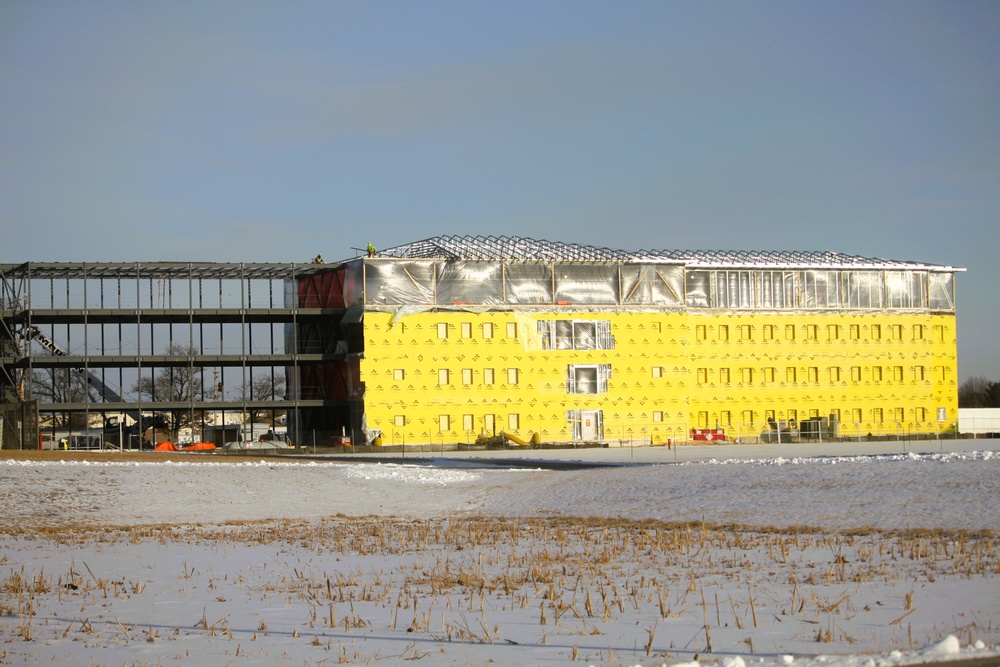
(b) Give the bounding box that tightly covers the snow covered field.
[1,440,998,666]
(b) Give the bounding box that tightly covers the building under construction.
[0,262,328,449]
[1,235,962,449]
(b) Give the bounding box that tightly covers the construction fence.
[0,400,39,450]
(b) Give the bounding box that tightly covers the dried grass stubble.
[1,515,996,656]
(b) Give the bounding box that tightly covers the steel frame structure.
[0,261,338,449]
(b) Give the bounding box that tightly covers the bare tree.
[30,362,92,429]
[132,343,205,433]
[959,376,993,408]
[236,372,286,425]
[986,381,1000,408]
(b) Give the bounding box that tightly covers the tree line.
[959,376,1000,408]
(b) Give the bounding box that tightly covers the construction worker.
[312,254,324,264]
[367,242,376,257]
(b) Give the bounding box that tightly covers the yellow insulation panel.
[359,309,958,444]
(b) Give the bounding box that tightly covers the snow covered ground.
[1,439,998,666]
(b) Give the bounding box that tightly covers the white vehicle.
[40,430,104,450]
[222,437,291,452]
[204,423,292,450]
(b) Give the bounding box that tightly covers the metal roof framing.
[371,235,961,272]
[0,261,325,282]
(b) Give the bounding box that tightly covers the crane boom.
[23,326,141,422]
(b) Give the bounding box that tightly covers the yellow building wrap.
[338,236,963,447]
[358,308,958,445]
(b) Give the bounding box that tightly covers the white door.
[580,410,602,441]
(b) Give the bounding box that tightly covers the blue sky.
[1,1,998,381]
